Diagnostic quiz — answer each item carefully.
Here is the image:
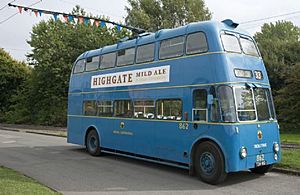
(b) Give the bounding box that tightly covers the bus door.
[190,88,210,138]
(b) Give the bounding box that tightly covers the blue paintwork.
[67,20,281,172]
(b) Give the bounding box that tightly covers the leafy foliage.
[255,21,300,132]
[125,0,212,32]
[0,49,30,122]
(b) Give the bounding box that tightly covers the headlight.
[240,147,247,159]
[273,143,279,153]
[274,153,278,161]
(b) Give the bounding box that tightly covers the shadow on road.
[70,147,263,187]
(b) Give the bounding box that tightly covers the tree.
[255,21,300,132]
[24,7,128,126]
[275,63,300,132]
[0,49,30,122]
[255,21,300,91]
[125,0,212,32]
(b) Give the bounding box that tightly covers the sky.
[0,0,300,61]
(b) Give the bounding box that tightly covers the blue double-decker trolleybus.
[67,19,280,184]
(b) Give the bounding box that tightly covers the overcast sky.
[0,0,300,61]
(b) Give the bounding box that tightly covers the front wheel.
[194,141,227,185]
[250,165,273,174]
[86,129,102,156]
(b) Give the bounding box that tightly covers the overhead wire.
[240,10,300,25]
[58,0,124,19]
[0,0,42,25]
[1,47,31,52]
[0,0,15,11]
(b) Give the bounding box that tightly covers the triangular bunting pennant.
[93,20,99,27]
[53,14,58,21]
[100,21,106,28]
[34,10,38,17]
[38,10,42,17]
[18,6,22,14]
[63,15,68,22]
[84,18,89,25]
[68,15,73,22]
[78,16,83,24]
[117,25,122,31]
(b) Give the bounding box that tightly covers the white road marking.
[2,140,16,144]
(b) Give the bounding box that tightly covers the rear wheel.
[86,129,101,156]
[250,165,273,174]
[194,141,227,185]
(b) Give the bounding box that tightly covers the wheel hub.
[200,152,215,175]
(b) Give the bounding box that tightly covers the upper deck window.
[159,36,184,60]
[186,32,208,54]
[100,52,116,69]
[86,56,99,71]
[240,37,259,57]
[73,59,85,74]
[117,48,135,66]
[221,34,241,53]
[136,43,155,64]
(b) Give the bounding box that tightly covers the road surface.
[0,129,299,195]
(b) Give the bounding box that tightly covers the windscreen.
[235,87,256,121]
[221,32,260,57]
[240,37,259,57]
[221,34,241,53]
[254,88,276,120]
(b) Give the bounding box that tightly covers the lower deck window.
[83,100,97,116]
[134,100,155,119]
[156,99,182,120]
[114,100,133,118]
[97,101,113,117]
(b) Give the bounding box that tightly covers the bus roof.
[77,19,250,60]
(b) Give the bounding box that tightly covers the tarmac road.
[0,129,299,195]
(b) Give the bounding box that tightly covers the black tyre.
[86,129,102,156]
[250,165,273,174]
[194,141,227,185]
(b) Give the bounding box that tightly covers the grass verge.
[275,149,300,171]
[0,166,60,195]
[280,133,300,144]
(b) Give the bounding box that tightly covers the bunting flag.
[93,20,99,27]
[53,14,58,21]
[68,15,73,22]
[117,25,122,31]
[8,3,145,34]
[34,10,38,17]
[18,6,22,13]
[63,15,68,22]
[78,16,83,24]
[84,17,89,25]
[100,21,106,28]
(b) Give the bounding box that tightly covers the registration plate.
[255,154,266,167]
